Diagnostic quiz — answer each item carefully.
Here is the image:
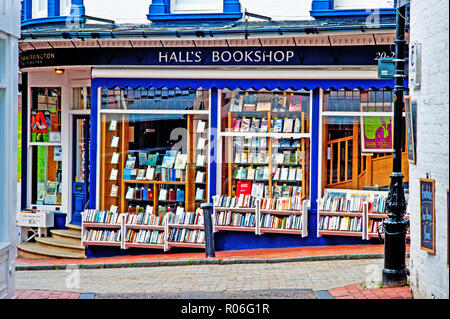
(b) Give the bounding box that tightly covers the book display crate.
[100,114,209,217]
[223,90,310,201]
[317,189,410,240]
[213,195,309,237]
[82,209,205,251]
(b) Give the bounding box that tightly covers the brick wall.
[408,0,449,299]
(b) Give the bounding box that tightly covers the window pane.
[32,145,62,206]
[323,88,393,112]
[172,0,221,11]
[101,87,209,111]
[31,87,61,143]
[73,87,91,110]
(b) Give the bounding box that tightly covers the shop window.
[73,87,91,110]
[30,87,61,143]
[60,0,71,16]
[31,145,63,206]
[101,87,209,111]
[99,87,209,217]
[321,88,408,195]
[334,0,394,9]
[218,88,311,200]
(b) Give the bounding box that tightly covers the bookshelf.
[317,188,410,240]
[82,209,206,251]
[223,90,310,204]
[213,195,309,237]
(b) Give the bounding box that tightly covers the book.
[197,137,206,150]
[111,152,120,165]
[272,94,288,112]
[148,154,158,167]
[280,168,289,181]
[236,181,252,196]
[289,94,303,112]
[256,92,272,112]
[138,152,148,166]
[197,120,206,133]
[195,188,205,201]
[136,169,146,180]
[162,153,176,168]
[231,119,241,132]
[296,168,303,181]
[251,183,264,197]
[124,155,136,169]
[109,119,117,131]
[125,187,135,200]
[293,118,301,133]
[260,118,269,132]
[109,168,118,181]
[272,118,283,133]
[196,154,206,167]
[288,167,297,181]
[158,188,168,201]
[174,153,188,170]
[145,166,155,180]
[195,171,205,183]
[176,189,185,202]
[283,118,294,133]
[240,153,248,164]
[110,136,119,148]
[247,167,255,180]
[250,118,260,132]
[240,118,251,132]
[243,92,257,111]
[229,93,244,112]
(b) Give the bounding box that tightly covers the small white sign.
[409,42,421,89]
[16,211,54,228]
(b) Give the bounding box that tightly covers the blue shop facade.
[19,8,410,258]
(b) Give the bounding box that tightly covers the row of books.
[318,194,365,212]
[368,219,383,234]
[234,150,302,166]
[229,92,305,113]
[213,195,259,208]
[121,166,187,182]
[232,167,302,182]
[167,228,205,244]
[231,117,302,134]
[83,229,122,242]
[233,137,302,150]
[124,151,187,170]
[166,208,204,226]
[215,211,256,228]
[260,214,302,230]
[318,216,363,232]
[82,209,124,224]
[260,196,305,211]
[237,182,302,199]
[125,229,164,244]
[370,195,387,213]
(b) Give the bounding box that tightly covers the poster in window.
[360,115,394,153]
[31,110,51,142]
[420,178,435,254]
[404,96,417,164]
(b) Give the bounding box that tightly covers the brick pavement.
[328,284,411,299]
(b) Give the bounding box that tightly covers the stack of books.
[318,215,362,232]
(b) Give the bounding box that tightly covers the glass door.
[71,115,90,225]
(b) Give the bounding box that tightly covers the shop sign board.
[420,178,435,254]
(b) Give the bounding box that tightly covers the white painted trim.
[99,109,210,115]
[95,87,102,210]
[321,111,394,117]
[170,0,223,13]
[29,142,62,147]
[92,66,379,80]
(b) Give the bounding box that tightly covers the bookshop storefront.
[20,42,408,257]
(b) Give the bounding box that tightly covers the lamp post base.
[382,268,408,287]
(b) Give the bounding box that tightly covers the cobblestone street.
[15,258,404,299]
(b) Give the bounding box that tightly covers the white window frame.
[170,0,223,14]
[60,0,71,16]
[32,0,48,19]
[334,0,394,9]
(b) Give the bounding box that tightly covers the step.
[67,224,82,232]
[17,243,86,259]
[35,237,85,254]
[50,229,82,245]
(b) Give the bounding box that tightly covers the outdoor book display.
[82,208,206,251]
[212,195,309,237]
[223,90,310,201]
[317,189,410,239]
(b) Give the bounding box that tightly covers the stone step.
[50,229,82,245]
[17,243,86,259]
[35,236,85,254]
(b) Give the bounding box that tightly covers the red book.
[288,94,303,112]
[169,189,176,201]
[236,181,252,196]
[147,190,154,201]
[232,119,241,132]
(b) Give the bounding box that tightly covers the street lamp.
[382,1,410,287]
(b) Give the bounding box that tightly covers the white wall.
[408,0,449,299]
[0,0,20,300]
[84,0,151,24]
[240,0,313,20]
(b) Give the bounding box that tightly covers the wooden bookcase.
[213,197,309,237]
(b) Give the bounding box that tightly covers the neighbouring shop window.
[219,88,311,200]
[101,87,209,111]
[31,145,63,206]
[30,87,61,143]
[321,88,408,194]
[73,87,91,110]
[99,87,209,217]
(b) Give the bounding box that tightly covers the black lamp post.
[382,1,410,287]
